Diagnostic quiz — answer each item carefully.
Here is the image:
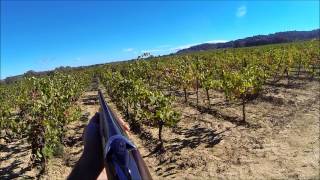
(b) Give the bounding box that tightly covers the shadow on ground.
[0,160,33,180]
[188,102,248,126]
[168,124,223,151]
[150,124,223,178]
[82,95,98,105]
[0,143,34,179]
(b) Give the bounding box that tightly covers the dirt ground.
[1,77,319,179]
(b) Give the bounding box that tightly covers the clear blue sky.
[1,1,319,79]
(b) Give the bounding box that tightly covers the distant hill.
[2,29,319,84]
[177,29,320,54]
[1,65,101,84]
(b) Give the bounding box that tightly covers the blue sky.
[1,1,319,79]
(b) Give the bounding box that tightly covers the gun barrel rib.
[98,89,152,180]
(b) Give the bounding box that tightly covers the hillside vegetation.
[177,29,319,53]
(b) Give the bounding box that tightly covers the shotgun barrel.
[98,90,152,180]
